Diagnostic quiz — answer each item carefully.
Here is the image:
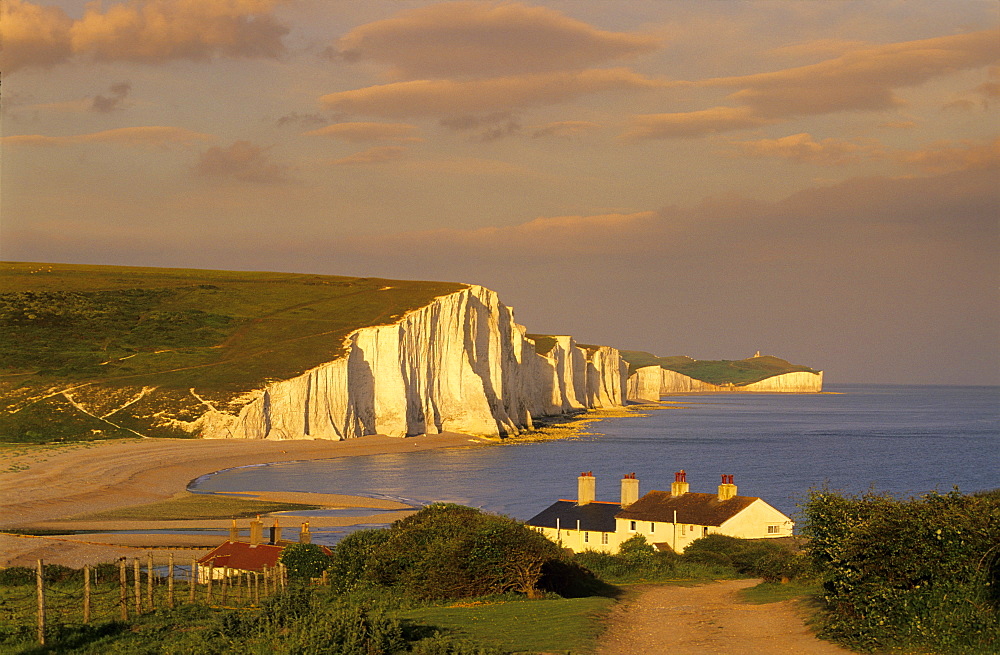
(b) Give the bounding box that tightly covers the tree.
[279,543,332,580]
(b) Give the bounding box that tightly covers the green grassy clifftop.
[620,350,820,386]
[0,262,465,443]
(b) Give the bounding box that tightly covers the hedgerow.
[802,487,1000,653]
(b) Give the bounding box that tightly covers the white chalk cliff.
[193,285,628,440]
[627,366,823,401]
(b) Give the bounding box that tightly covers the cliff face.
[191,286,627,440]
[627,366,823,401]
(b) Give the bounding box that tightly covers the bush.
[282,601,407,655]
[803,487,1000,653]
[409,633,508,655]
[280,543,333,580]
[573,535,678,583]
[360,504,565,600]
[326,528,391,593]
[683,534,808,582]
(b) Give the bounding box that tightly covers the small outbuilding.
[197,517,328,580]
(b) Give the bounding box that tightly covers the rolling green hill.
[0,262,464,443]
[619,350,820,386]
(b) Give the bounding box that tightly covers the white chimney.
[577,471,595,505]
[621,473,639,507]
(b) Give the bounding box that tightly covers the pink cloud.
[894,137,1000,174]
[195,140,292,183]
[328,145,408,166]
[320,68,667,118]
[0,0,288,71]
[2,126,214,147]
[624,29,999,139]
[730,133,883,166]
[622,106,771,140]
[304,122,421,143]
[334,1,659,79]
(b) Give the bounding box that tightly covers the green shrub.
[280,543,333,580]
[573,535,679,583]
[282,601,407,655]
[683,534,808,582]
[359,504,565,600]
[326,528,391,593]
[409,633,508,654]
[803,487,1000,653]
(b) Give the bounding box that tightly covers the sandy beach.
[0,432,491,567]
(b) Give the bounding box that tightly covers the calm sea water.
[191,385,999,530]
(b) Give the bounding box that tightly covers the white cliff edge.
[627,366,823,401]
[190,285,628,440]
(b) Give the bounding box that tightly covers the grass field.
[0,262,465,443]
[64,493,320,522]
[399,596,615,653]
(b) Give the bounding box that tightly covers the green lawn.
[399,596,615,653]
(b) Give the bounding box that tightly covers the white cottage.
[526,471,794,554]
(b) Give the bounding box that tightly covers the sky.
[2,0,998,386]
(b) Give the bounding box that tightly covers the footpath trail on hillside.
[596,579,854,655]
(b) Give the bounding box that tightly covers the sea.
[190,384,999,545]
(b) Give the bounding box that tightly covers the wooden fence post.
[133,559,141,615]
[254,572,260,605]
[146,552,154,611]
[83,564,91,624]
[189,559,197,604]
[35,559,45,647]
[119,560,129,621]
[167,553,175,609]
[207,565,214,604]
[221,567,228,606]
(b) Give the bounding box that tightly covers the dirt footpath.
[596,579,853,655]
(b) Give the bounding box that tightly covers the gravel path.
[596,579,854,655]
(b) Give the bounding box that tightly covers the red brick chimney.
[718,474,737,501]
[671,470,689,497]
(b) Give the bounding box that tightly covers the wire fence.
[0,556,291,647]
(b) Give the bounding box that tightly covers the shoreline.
[0,432,491,567]
[0,404,660,567]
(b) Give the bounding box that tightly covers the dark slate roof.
[615,491,759,527]
[526,500,622,533]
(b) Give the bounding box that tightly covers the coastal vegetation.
[0,505,818,653]
[803,487,1000,654]
[619,350,819,385]
[0,262,464,443]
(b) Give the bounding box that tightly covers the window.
[584,532,589,543]
[601,533,609,545]
[650,523,655,533]
[681,524,686,535]
[630,521,636,532]
[767,525,781,534]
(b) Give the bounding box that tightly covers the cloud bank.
[1,0,289,71]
